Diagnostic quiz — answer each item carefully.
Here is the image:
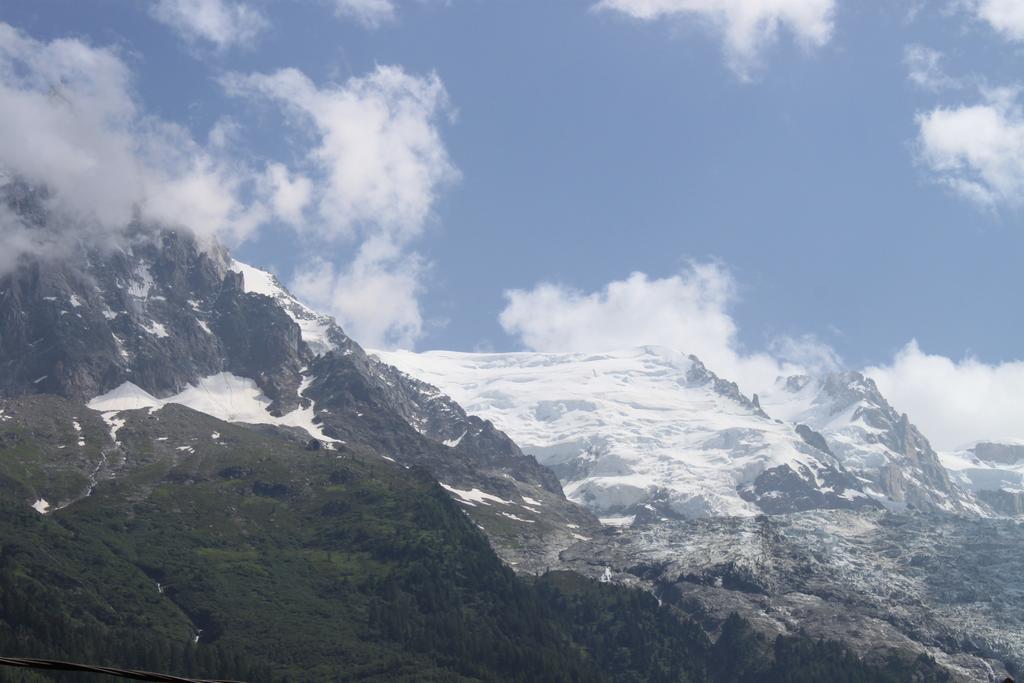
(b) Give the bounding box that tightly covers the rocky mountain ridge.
[0,183,597,570]
[759,372,981,515]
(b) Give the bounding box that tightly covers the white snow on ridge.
[760,376,893,472]
[230,260,337,356]
[377,347,836,520]
[231,260,279,297]
[88,373,337,444]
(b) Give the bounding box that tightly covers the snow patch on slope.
[88,382,163,412]
[100,412,126,444]
[141,320,170,338]
[88,373,337,444]
[440,483,515,507]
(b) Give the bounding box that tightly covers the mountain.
[374,347,1024,679]
[758,372,982,515]
[941,441,1024,515]
[0,182,596,571]
[558,509,1022,682]
[0,184,950,681]
[0,182,1005,681]
[0,394,948,682]
[375,347,883,522]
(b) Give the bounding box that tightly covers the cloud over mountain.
[498,263,837,394]
[0,21,459,350]
[0,22,267,270]
[224,65,458,349]
[867,341,1024,451]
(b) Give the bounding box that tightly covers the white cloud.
[969,0,1024,42]
[769,333,843,376]
[0,22,265,270]
[262,162,313,227]
[867,341,1024,450]
[330,0,397,27]
[498,263,823,394]
[291,246,425,349]
[224,64,457,348]
[327,0,454,28]
[0,22,459,349]
[593,0,836,77]
[915,87,1024,208]
[151,0,267,49]
[224,65,457,243]
[904,44,961,92]
[497,264,1024,450]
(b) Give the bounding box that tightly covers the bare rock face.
[977,489,1024,516]
[0,184,598,572]
[0,231,313,414]
[973,442,1024,466]
[558,511,1024,682]
[738,460,880,515]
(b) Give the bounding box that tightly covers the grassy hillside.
[0,399,950,682]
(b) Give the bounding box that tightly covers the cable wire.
[0,656,246,683]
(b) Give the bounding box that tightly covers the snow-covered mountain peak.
[377,347,876,522]
[760,371,979,514]
[765,371,889,423]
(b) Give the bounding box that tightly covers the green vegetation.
[0,403,949,681]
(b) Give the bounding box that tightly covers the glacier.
[375,347,876,520]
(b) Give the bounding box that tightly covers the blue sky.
[2,0,1023,446]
